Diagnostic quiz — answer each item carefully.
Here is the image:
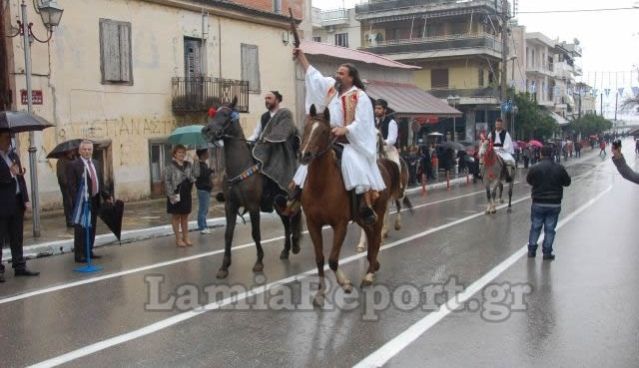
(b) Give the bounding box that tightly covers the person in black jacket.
[194,148,214,234]
[67,140,112,262]
[526,146,571,260]
[0,131,39,281]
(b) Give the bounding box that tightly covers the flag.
[633,87,639,98]
[618,88,624,96]
[71,171,92,229]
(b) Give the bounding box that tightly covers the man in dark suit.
[67,140,112,263]
[0,131,39,282]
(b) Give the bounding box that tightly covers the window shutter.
[431,69,449,89]
[101,21,121,82]
[119,23,132,83]
[241,44,260,93]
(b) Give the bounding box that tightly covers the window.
[99,19,133,84]
[241,44,260,93]
[313,36,321,42]
[431,69,449,89]
[335,33,349,47]
[273,0,282,14]
[478,69,484,87]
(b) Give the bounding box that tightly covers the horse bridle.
[214,106,251,143]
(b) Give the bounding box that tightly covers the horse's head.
[202,96,241,142]
[300,105,331,165]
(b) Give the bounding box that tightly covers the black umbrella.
[47,139,83,159]
[99,200,124,242]
[437,141,465,151]
[0,111,53,133]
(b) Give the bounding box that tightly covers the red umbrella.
[528,140,543,148]
[516,140,528,147]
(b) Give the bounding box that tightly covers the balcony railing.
[312,8,350,27]
[361,33,502,56]
[356,0,506,14]
[429,87,499,99]
[171,77,249,114]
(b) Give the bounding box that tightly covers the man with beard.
[249,91,300,212]
[374,99,401,168]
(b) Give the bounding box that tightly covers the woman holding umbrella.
[164,145,196,247]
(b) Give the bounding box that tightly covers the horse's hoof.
[356,245,366,253]
[490,209,497,214]
[292,242,301,255]
[313,293,325,308]
[279,250,289,260]
[375,261,380,271]
[361,273,375,288]
[499,199,505,204]
[252,263,264,273]
[216,269,229,279]
[341,282,353,294]
[485,210,490,215]
[394,224,401,231]
[382,231,389,239]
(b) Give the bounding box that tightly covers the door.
[149,142,172,197]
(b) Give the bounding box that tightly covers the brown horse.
[202,97,302,279]
[356,157,412,252]
[299,106,390,306]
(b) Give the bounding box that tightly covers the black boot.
[275,186,302,217]
[357,193,377,225]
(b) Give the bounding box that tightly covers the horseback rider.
[374,99,401,169]
[487,117,516,182]
[286,48,386,224]
[249,91,300,212]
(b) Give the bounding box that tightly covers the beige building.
[2,0,302,209]
[311,7,361,49]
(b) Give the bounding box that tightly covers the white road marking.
[352,185,613,368]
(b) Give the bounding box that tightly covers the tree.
[570,114,613,137]
[513,93,559,140]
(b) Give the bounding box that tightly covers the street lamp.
[8,0,64,237]
[446,95,460,141]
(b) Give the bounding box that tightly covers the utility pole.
[500,0,510,120]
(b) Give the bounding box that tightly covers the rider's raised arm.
[305,66,335,113]
[345,90,377,159]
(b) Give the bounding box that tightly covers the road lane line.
[352,185,613,368]
[26,193,536,368]
[0,188,487,305]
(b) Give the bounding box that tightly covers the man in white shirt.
[486,118,516,181]
[374,99,400,168]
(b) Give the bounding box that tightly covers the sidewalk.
[3,148,596,262]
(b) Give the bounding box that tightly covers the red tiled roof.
[365,80,462,117]
[301,41,420,70]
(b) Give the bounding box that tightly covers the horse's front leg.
[330,222,352,294]
[394,199,402,231]
[249,209,264,273]
[490,184,498,214]
[290,211,302,254]
[279,212,292,260]
[217,203,237,279]
[307,220,326,307]
[485,186,492,214]
[498,182,505,204]
[356,226,367,253]
[507,181,514,213]
[362,216,383,287]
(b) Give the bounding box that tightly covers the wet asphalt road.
[0,143,637,368]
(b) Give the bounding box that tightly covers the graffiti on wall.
[57,116,178,141]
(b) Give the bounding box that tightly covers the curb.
[1,176,473,263]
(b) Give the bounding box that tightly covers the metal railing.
[429,87,499,99]
[356,0,505,14]
[171,77,249,114]
[361,33,502,55]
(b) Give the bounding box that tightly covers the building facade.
[310,7,361,49]
[355,0,508,142]
[2,0,303,209]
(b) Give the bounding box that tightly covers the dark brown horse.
[202,97,302,279]
[299,106,390,306]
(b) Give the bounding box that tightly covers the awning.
[365,80,462,118]
[549,111,569,126]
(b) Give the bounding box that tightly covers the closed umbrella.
[0,111,53,133]
[99,200,124,242]
[168,125,208,147]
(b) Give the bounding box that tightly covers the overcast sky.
[312,0,639,90]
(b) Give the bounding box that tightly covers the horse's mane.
[482,140,497,167]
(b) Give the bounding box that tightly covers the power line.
[518,7,638,14]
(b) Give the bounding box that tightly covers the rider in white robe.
[292,66,386,195]
[487,118,516,179]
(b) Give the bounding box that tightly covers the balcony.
[171,77,249,114]
[526,65,554,78]
[361,33,502,60]
[355,0,507,20]
[312,8,350,27]
[429,87,500,105]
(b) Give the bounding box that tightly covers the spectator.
[599,140,606,157]
[574,141,582,158]
[611,140,639,184]
[193,148,214,234]
[526,145,571,260]
[164,145,196,247]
